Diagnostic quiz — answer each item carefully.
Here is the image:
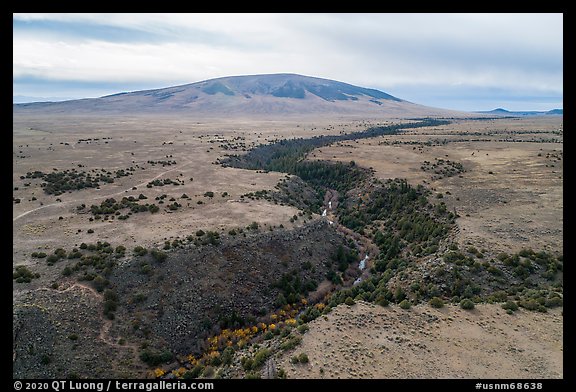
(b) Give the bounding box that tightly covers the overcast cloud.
[13,13,563,111]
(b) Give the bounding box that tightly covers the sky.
[13,13,563,111]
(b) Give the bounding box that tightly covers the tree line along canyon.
[13,74,563,379]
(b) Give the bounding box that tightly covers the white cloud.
[13,13,563,108]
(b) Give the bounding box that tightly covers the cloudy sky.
[13,13,563,111]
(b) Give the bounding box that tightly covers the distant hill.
[13,73,465,118]
[477,108,563,116]
[13,95,76,104]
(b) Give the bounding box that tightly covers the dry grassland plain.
[311,116,563,254]
[13,113,562,378]
[276,301,563,379]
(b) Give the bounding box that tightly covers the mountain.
[13,73,464,117]
[477,108,563,116]
[13,95,76,104]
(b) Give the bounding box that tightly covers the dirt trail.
[38,282,140,359]
[13,158,194,222]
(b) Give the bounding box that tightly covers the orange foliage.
[153,368,165,378]
[187,355,198,366]
[171,367,186,378]
[207,350,220,359]
[237,338,247,348]
[285,318,297,326]
[185,297,336,373]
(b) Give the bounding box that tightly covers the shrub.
[298,353,309,364]
[327,270,342,284]
[13,265,40,283]
[93,275,109,292]
[139,263,153,277]
[151,249,168,263]
[202,366,215,378]
[544,296,563,308]
[68,251,82,259]
[501,301,519,312]
[344,296,355,306]
[399,299,411,309]
[488,290,508,303]
[221,347,235,366]
[519,299,547,312]
[375,295,389,307]
[460,299,475,310]
[140,349,173,366]
[133,246,147,256]
[275,293,287,307]
[487,265,503,276]
[297,324,309,334]
[290,353,309,365]
[429,297,445,308]
[257,330,271,340]
[104,289,118,302]
[252,348,271,369]
[103,299,117,314]
[280,335,302,351]
[518,248,535,258]
[205,231,220,245]
[394,286,406,302]
[241,357,254,371]
[46,254,60,264]
[183,365,204,379]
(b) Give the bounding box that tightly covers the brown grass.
[311,117,563,254]
[276,301,563,379]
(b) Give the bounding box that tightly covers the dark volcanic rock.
[111,220,348,356]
